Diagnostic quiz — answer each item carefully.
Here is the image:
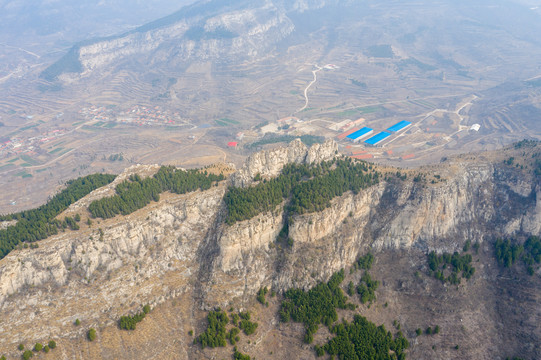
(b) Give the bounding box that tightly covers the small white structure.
[470,124,481,132]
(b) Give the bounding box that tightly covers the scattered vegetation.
[365,44,394,58]
[0,174,116,259]
[514,139,538,149]
[225,158,379,224]
[349,78,367,88]
[427,250,475,284]
[104,153,124,162]
[88,166,224,219]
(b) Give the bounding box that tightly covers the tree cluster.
[233,349,251,360]
[0,173,115,259]
[227,327,240,345]
[428,251,475,284]
[238,311,258,335]
[280,269,352,344]
[118,304,151,330]
[225,158,379,224]
[257,286,269,305]
[316,315,409,360]
[495,236,540,275]
[354,252,374,271]
[88,166,224,219]
[195,309,230,348]
[357,272,379,304]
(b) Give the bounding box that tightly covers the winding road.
[296,64,322,113]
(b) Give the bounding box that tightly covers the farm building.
[346,127,374,143]
[365,132,391,146]
[227,142,238,148]
[340,117,365,131]
[387,120,412,132]
[337,127,361,140]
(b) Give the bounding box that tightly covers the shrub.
[75,318,81,326]
[87,328,97,341]
[257,287,268,304]
[22,350,33,360]
[33,343,42,352]
[48,340,56,349]
[43,345,50,353]
[18,344,24,351]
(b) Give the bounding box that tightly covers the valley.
[1,1,541,213]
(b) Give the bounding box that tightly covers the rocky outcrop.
[230,139,338,187]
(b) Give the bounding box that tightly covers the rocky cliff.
[0,140,539,359]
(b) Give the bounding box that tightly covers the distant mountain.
[41,0,541,83]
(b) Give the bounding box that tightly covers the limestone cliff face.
[0,141,539,355]
[0,185,225,349]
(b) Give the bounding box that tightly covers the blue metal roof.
[387,120,411,132]
[365,131,391,145]
[346,127,373,140]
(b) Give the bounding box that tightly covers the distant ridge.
[39,0,248,81]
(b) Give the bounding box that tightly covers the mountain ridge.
[0,139,539,359]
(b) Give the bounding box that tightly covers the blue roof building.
[365,131,391,146]
[387,120,412,132]
[346,127,373,142]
